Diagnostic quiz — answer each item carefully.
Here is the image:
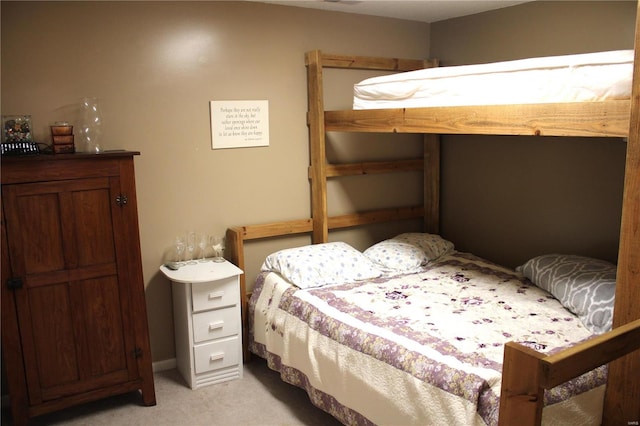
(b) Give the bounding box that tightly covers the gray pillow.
[517,254,616,334]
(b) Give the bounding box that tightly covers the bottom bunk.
[231,230,640,425]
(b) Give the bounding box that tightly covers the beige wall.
[1,1,429,363]
[431,1,635,268]
[1,0,635,365]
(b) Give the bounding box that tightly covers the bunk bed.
[226,3,640,425]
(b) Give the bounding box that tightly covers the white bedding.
[249,252,605,425]
[353,50,634,109]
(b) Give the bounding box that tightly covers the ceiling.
[251,0,532,23]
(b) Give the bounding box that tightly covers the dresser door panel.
[11,191,66,273]
[27,282,78,390]
[71,187,116,267]
[3,177,135,404]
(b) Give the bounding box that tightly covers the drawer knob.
[210,352,225,362]
[208,291,225,300]
[208,321,224,331]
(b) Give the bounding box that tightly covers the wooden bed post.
[306,50,329,244]
[424,134,440,234]
[226,220,314,362]
[498,342,545,426]
[500,319,640,426]
[226,227,250,362]
[604,1,640,423]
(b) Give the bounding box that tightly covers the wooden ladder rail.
[305,50,441,243]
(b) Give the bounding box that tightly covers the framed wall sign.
[210,100,269,149]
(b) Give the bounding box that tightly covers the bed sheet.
[353,50,633,109]
[249,252,606,425]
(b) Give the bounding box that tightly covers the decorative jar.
[78,97,103,153]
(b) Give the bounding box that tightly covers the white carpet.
[5,358,343,426]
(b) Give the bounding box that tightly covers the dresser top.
[1,150,139,164]
[1,150,141,184]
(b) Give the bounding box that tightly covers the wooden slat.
[328,206,423,229]
[307,51,437,72]
[311,159,423,178]
[325,101,631,137]
[541,318,640,389]
[604,1,640,423]
[229,219,313,241]
[498,342,545,426]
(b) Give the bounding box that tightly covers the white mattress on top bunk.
[353,49,634,109]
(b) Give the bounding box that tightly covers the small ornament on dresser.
[1,115,39,155]
[78,97,103,153]
[210,235,225,262]
[50,121,75,154]
[2,115,33,144]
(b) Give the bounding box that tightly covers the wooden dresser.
[1,152,156,424]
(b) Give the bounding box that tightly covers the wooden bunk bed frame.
[227,3,640,424]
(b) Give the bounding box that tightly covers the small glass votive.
[210,236,225,263]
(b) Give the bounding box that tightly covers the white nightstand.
[160,260,244,389]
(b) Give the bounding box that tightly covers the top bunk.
[308,49,633,138]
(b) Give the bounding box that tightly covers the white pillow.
[364,233,455,273]
[261,242,382,289]
[392,233,455,261]
[363,240,428,273]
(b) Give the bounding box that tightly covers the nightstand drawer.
[191,277,239,313]
[192,307,239,343]
[193,336,240,374]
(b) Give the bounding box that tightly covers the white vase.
[79,97,103,153]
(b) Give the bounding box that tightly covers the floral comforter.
[249,252,606,425]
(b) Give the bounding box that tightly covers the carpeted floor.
[3,358,344,426]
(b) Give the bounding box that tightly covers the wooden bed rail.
[305,51,438,72]
[312,158,424,178]
[324,101,631,137]
[226,207,424,275]
[499,318,640,425]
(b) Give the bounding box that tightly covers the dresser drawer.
[191,277,239,313]
[193,336,240,374]
[192,307,238,343]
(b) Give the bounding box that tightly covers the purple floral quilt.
[249,252,606,425]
